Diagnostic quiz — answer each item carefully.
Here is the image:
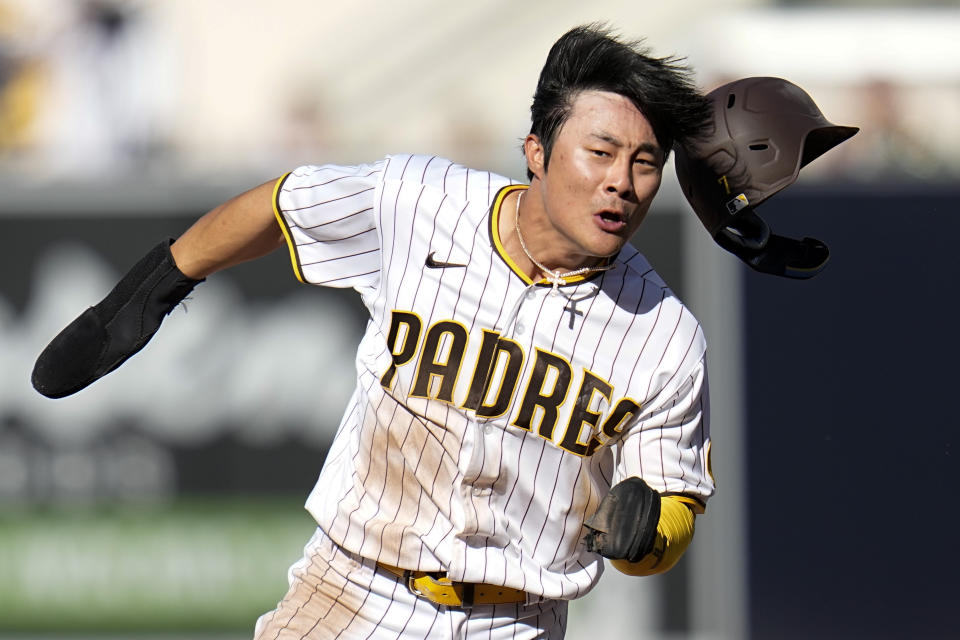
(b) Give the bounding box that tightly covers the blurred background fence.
[1,1,957,639]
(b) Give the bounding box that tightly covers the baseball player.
[31,26,854,640]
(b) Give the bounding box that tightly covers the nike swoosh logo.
[425,251,467,269]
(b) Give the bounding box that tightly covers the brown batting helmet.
[674,76,858,278]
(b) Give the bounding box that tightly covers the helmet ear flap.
[716,209,770,253]
[739,234,830,279]
[715,211,830,279]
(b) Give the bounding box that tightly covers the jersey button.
[483,424,494,435]
[515,322,526,334]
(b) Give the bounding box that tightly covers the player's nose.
[603,159,633,198]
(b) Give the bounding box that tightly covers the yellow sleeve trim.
[272,172,305,283]
[610,494,695,577]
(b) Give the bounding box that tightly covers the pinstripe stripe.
[286,188,375,213]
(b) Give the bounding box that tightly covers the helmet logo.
[725,193,749,214]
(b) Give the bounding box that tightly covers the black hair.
[528,24,712,179]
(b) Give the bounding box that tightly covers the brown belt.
[377,562,528,607]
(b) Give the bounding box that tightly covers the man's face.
[528,90,664,262]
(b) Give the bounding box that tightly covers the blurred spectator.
[822,78,952,182]
[272,90,334,170]
[0,1,42,154]
[24,0,177,179]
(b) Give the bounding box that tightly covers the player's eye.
[634,155,659,169]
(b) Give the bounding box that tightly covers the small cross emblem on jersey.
[563,301,583,329]
[561,289,598,329]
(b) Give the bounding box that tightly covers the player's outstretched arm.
[170,179,284,279]
[31,179,284,399]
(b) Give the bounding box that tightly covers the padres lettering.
[380,310,641,456]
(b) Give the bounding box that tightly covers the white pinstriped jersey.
[273,154,713,601]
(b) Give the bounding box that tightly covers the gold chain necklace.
[514,190,612,296]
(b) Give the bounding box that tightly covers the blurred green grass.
[0,498,316,634]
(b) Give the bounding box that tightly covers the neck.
[509,190,611,289]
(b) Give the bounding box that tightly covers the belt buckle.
[404,571,425,597]
[405,572,466,608]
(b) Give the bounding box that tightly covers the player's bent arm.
[171,179,285,279]
[31,179,284,399]
[610,495,696,576]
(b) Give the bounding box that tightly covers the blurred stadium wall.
[1,1,957,639]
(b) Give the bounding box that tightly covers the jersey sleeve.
[273,161,385,289]
[614,326,714,513]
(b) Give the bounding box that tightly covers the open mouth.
[595,210,627,232]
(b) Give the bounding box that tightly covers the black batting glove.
[583,477,662,563]
[32,238,203,398]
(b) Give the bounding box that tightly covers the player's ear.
[524,134,545,180]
